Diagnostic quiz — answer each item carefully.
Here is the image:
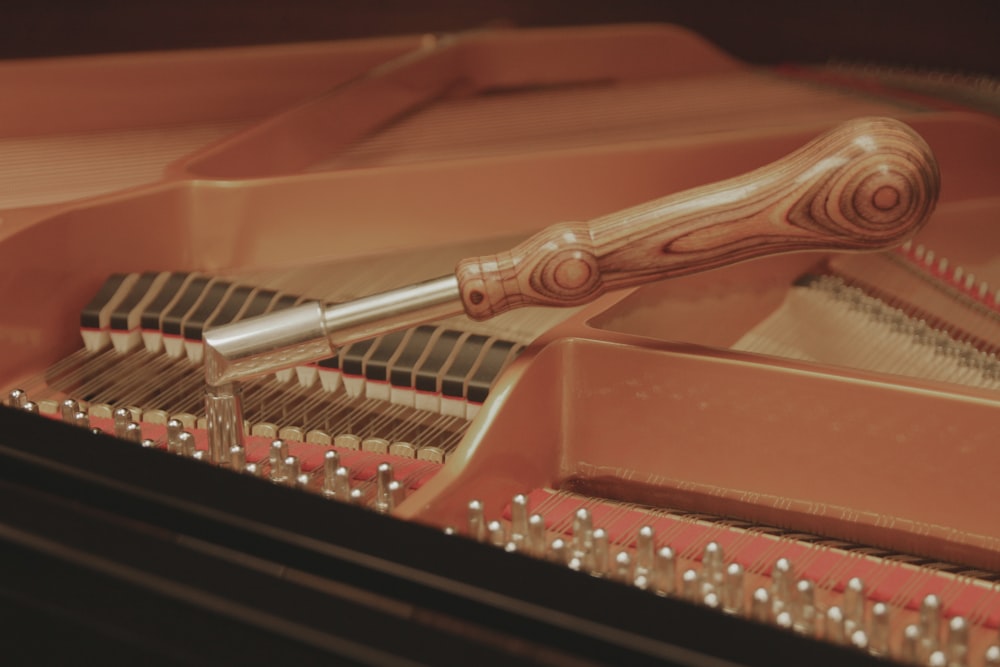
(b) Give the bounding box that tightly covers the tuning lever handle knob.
[456,117,940,319]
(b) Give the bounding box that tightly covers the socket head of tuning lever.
[203,303,332,458]
[204,301,334,387]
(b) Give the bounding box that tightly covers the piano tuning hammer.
[204,116,940,457]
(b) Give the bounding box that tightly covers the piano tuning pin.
[229,445,246,471]
[770,558,793,615]
[244,462,260,477]
[613,551,632,584]
[590,528,608,576]
[166,418,183,453]
[192,450,206,461]
[269,438,288,465]
[61,398,78,423]
[74,411,89,428]
[985,645,1000,666]
[792,579,815,635]
[467,500,485,542]
[843,576,865,633]
[283,456,301,486]
[178,431,195,457]
[946,616,969,666]
[869,602,890,656]
[324,449,340,473]
[332,466,352,499]
[322,461,344,499]
[681,569,699,600]
[653,546,675,596]
[527,513,545,557]
[269,440,289,482]
[548,538,567,565]
[442,526,456,536]
[295,473,310,489]
[850,630,869,652]
[348,487,364,504]
[751,587,771,623]
[487,520,505,546]
[901,624,920,663]
[322,451,341,497]
[509,494,528,544]
[375,461,390,503]
[702,541,724,587]
[566,550,592,572]
[722,563,743,615]
[571,507,593,556]
[7,388,26,408]
[775,611,793,630]
[825,606,846,645]
[124,421,142,443]
[113,407,131,439]
[919,594,942,652]
[141,438,156,448]
[928,650,947,667]
[23,401,38,415]
[388,479,405,509]
[702,591,720,609]
[634,526,655,575]
[375,462,393,512]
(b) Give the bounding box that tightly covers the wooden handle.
[455,117,940,320]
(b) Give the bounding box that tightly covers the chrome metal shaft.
[204,275,462,387]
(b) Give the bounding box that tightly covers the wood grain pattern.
[456,117,940,320]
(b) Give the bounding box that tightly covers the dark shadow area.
[1,0,997,74]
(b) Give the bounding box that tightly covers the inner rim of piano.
[3,23,1000,665]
